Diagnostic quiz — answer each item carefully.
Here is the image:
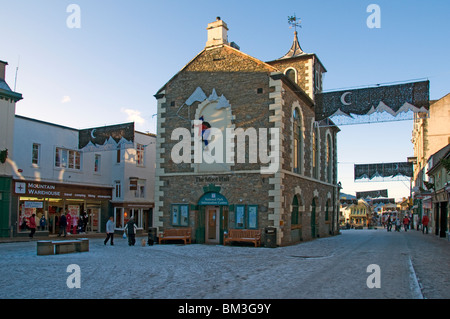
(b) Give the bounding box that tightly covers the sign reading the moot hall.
[78,122,135,152]
[315,80,430,125]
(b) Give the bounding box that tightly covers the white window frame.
[32,143,40,166]
[94,154,101,173]
[136,144,145,167]
[55,147,81,170]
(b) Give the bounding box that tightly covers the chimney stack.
[0,60,8,81]
[206,17,229,47]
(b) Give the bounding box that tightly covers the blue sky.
[1,0,449,200]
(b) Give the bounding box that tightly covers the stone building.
[411,93,450,230]
[153,18,340,246]
[426,144,450,238]
[0,60,22,237]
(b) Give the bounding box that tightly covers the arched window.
[311,198,317,238]
[291,195,299,225]
[293,108,303,174]
[285,68,297,84]
[312,126,319,179]
[326,134,333,183]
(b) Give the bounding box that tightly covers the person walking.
[29,214,36,238]
[72,216,78,234]
[124,218,137,246]
[82,212,89,233]
[422,214,429,234]
[66,213,72,235]
[403,216,410,232]
[387,215,392,232]
[395,218,402,232]
[39,215,46,231]
[104,217,115,246]
[58,213,67,237]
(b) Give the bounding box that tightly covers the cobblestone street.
[0,228,448,300]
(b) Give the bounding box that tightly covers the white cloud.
[61,96,71,103]
[121,108,145,125]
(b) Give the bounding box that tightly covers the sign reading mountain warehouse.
[14,180,112,200]
[78,122,134,151]
[315,80,429,125]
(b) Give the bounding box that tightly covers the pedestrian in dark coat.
[58,213,67,237]
[387,216,392,232]
[124,218,137,246]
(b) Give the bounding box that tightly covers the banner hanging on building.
[354,162,413,180]
[315,80,429,125]
[356,189,388,199]
[78,122,134,151]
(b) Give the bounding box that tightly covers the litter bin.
[264,227,277,248]
[148,227,158,245]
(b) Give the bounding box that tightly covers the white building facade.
[11,115,155,236]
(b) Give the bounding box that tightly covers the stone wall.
[154,44,339,245]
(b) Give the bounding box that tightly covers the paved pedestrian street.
[0,229,448,300]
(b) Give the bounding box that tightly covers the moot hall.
[153,17,340,246]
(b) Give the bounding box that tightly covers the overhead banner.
[79,122,134,151]
[356,189,388,199]
[315,80,429,125]
[354,162,413,180]
[340,199,357,205]
[371,198,396,205]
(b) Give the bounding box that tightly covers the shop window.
[128,208,144,228]
[114,207,124,228]
[171,204,189,227]
[247,205,258,229]
[235,205,258,229]
[32,143,40,165]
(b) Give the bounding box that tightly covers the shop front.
[12,179,112,236]
[433,189,449,238]
[112,202,154,232]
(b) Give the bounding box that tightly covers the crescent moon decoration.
[340,92,352,106]
[91,129,96,139]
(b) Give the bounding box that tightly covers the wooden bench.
[158,228,192,245]
[223,229,261,247]
[37,238,89,255]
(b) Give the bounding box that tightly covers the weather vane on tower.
[288,14,301,33]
